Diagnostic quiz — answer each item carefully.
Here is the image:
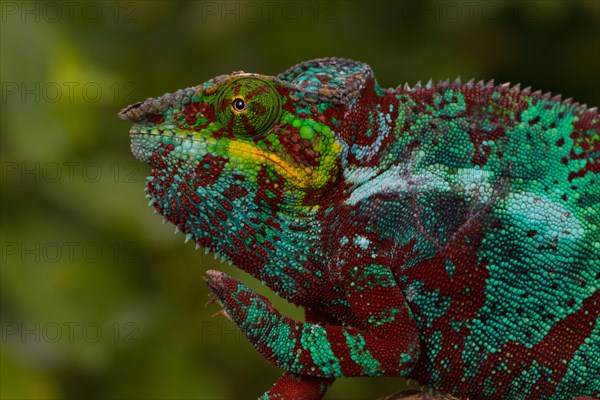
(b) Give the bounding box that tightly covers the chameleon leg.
[336,236,421,378]
[260,309,338,400]
[204,269,420,378]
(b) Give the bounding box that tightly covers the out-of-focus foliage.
[1,1,598,399]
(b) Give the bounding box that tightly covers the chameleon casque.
[119,58,600,400]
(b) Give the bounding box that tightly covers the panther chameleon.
[119,58,599,400]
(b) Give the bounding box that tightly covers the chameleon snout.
[118,86,197,123]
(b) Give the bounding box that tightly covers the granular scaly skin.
[119,58,600,400]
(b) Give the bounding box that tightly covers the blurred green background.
[1,1,598,399]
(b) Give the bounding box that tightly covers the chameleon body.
[119,58,600,399]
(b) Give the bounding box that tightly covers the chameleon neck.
[147,163,330,304]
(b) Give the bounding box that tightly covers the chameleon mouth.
[129,125,326,188]
[129,124,199,165]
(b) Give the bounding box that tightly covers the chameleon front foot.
[203,269,420,379]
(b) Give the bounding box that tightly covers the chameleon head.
[119,68,346,258]
[121,73,343,187]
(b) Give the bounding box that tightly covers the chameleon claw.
[205,292,221,307]
[211,308,232,321]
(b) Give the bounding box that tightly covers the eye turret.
[217,77,281,137]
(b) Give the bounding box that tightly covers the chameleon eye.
[232,98,247,112]
[217,77,281,137]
